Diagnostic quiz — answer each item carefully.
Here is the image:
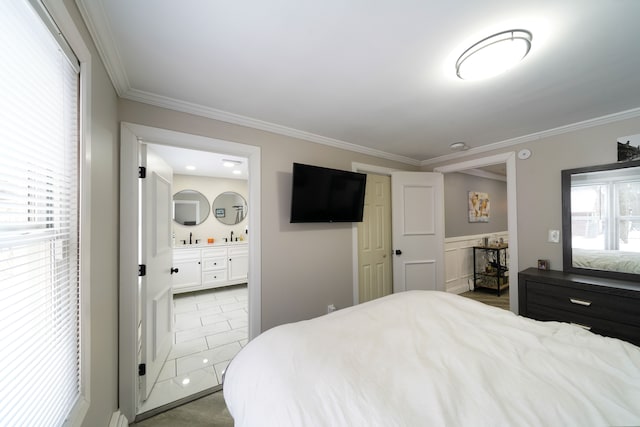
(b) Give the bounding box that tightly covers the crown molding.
[122,88,421,166]
[422,106,640,167]
[76,0,129,96]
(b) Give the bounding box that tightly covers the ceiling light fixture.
[456,29,532,80]
[223,159,242,168]
[450,142,469,151]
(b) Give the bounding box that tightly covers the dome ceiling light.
[456,29,532,80]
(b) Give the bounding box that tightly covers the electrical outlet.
[548,229,560,243]
[327,304,336,313]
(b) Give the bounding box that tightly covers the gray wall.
[426,116,640,273]
[118,99,418,331]
[444,172,507,238]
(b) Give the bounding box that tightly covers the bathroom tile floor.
[139,284,248,414]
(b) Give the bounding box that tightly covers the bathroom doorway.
[119,123,261,422]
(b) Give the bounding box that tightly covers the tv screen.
[290,163,367,223]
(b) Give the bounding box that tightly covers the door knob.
[170,267,179,274]
[395,250,402,255]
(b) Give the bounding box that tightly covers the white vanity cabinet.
[201,247,228,288]
[172,242,248,294]
[172,249,202,292]
[228,245,249,282]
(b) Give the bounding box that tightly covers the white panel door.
[357,173,392,302]
[140,144,174,401]
[391,172,444,293]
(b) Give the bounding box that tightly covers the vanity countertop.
[173,241,247,249]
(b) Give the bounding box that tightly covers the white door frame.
[119,122,261,421]
[434,152,518,314]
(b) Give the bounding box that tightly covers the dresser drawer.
[526,280,640,327]
[527,303,640,346]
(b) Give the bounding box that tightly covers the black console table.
[473,245,509,296]
[519,268,640,347]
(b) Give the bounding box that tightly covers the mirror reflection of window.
[571,179,640,252]
[173,190,210,225]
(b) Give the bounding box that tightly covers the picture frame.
[215,208,225,218]
[468,191,490,223]
[617,133,640,161]
[537,259,549,270]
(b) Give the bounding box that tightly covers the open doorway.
[137,144,249,417]
[119,123,261,422]
[434,152,519,313]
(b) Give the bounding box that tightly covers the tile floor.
[138,284,248,414]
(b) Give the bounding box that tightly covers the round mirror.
[213,192,248,225]
[173,190,210,226]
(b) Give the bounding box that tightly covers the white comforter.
[223,291,640,427]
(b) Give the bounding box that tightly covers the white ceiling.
[78,0,640,165]
[147,144,248,179]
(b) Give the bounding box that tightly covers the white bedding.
[572,248,640,274]
[223,291,640,427]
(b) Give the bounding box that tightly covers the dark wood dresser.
[518,268,640,347]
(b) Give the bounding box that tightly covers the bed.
[223,291,640,426]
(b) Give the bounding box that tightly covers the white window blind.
[0,1,81,426]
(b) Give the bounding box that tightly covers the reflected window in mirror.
[213,191,247,225]
[173,189,211,226]
[562,160,640,280]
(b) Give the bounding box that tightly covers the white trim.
[434,152,519,314]
[118,122,262,421]
[42,1,92,425]
[75,0,129,96]
[122,88,419,166]
[423,107,640,166]
[459,168,507,182]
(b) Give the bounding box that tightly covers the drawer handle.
[569,298,592,307]
[570,322,592,331]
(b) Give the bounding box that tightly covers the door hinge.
[138,264,146,276]
[138,166,146,178]
[138,363,146,376]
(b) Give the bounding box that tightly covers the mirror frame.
[561,159,640,281]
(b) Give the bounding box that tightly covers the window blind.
[0,1,81,426]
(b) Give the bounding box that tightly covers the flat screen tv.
[290,163,367,223]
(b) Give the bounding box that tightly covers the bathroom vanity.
[172,242,248,293]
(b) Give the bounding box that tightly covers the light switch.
[548,229,560,243]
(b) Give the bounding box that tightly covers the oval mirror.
[173,189,210,226]
[213,191,248,225]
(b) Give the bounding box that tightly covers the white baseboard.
[447,283,470,295]
[109,410,129,427]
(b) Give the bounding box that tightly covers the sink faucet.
[230,231,234,242]
[189,232,193,245]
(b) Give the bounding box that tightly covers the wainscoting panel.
[444,232,508,294]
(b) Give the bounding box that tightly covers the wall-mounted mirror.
[173,189,210,226]
[562,159,640,280]
[213,191,248,225]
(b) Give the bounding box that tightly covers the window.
[0,0,82,425]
